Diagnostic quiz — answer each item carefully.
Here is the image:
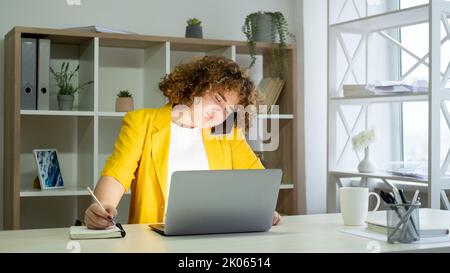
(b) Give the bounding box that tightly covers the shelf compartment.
[43,38,96,112]
[97,116,124,185]
[20,116,95,195]
[98,42,168,112]
[17,33,96,112]
[252,119,294,183]
[170,45,236,72]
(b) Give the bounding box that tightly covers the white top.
[165,121,209,217]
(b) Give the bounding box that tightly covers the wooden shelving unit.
[3,26,299,229]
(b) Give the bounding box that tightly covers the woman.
[84,56,281,229]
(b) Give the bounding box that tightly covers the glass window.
[400,0,429,163]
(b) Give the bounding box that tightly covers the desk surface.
[2,210,450,253]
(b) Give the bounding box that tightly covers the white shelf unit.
[4,27,298,229]
[327,1,450,212]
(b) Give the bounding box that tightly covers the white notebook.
[69,224,126,240]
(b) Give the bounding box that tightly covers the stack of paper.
[64,25,138,35]
[257,78,286,113]
[342,80,428,98]
[382,161,428,180]
[366,80,428,95]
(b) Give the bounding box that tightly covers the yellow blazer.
[101,103,264,224]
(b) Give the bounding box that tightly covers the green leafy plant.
[50,62,93,96]
[117,90,133,98]
[242,11,295,76]
[187,18,202,27]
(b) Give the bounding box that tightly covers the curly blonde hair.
[159,56,259,131]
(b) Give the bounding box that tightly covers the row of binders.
[21,38,51,110]
[257,78,286,113]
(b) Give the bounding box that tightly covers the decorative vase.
[57,94,74,111]
[357,147,377,173]
[115,97,134,112]
[254,14,280,43]
[185,25,203,38]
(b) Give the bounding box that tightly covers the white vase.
[358,147,376,173]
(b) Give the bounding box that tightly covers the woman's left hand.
[272,211,281,226]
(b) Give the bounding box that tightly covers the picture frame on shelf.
[33,149,65,190]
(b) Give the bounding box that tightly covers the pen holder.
[386,202,421,244]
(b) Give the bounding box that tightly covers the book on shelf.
[64,25,138,35]
[257,78,286,113]
[366,209,450,238]
[343,84,373,98]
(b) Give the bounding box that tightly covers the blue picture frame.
[33,149,65,190]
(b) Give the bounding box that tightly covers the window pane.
[402,102,428,162]
[400,0,429,163]
[400,0,428,9]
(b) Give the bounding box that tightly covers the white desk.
[1,210,450,253]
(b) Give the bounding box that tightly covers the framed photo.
[33,149,64,190]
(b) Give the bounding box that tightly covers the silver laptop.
[149,169,282,236]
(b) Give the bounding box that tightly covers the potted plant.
[50,62,93,111]
[186,18,203,38]
[242,11,295,76]
[352,128,377,173]
[115,90,134,112]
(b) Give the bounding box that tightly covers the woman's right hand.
[84,203,117,229]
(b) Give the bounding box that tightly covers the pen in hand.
[87,187,116,226]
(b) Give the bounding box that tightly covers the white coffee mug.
[340,187,381,226]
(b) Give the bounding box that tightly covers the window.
[400,0,450,171]
[400,0,429,163]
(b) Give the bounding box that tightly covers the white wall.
[0,0,300,229]
[301,0,328,214]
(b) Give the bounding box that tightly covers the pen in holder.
[386,202,421,244]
